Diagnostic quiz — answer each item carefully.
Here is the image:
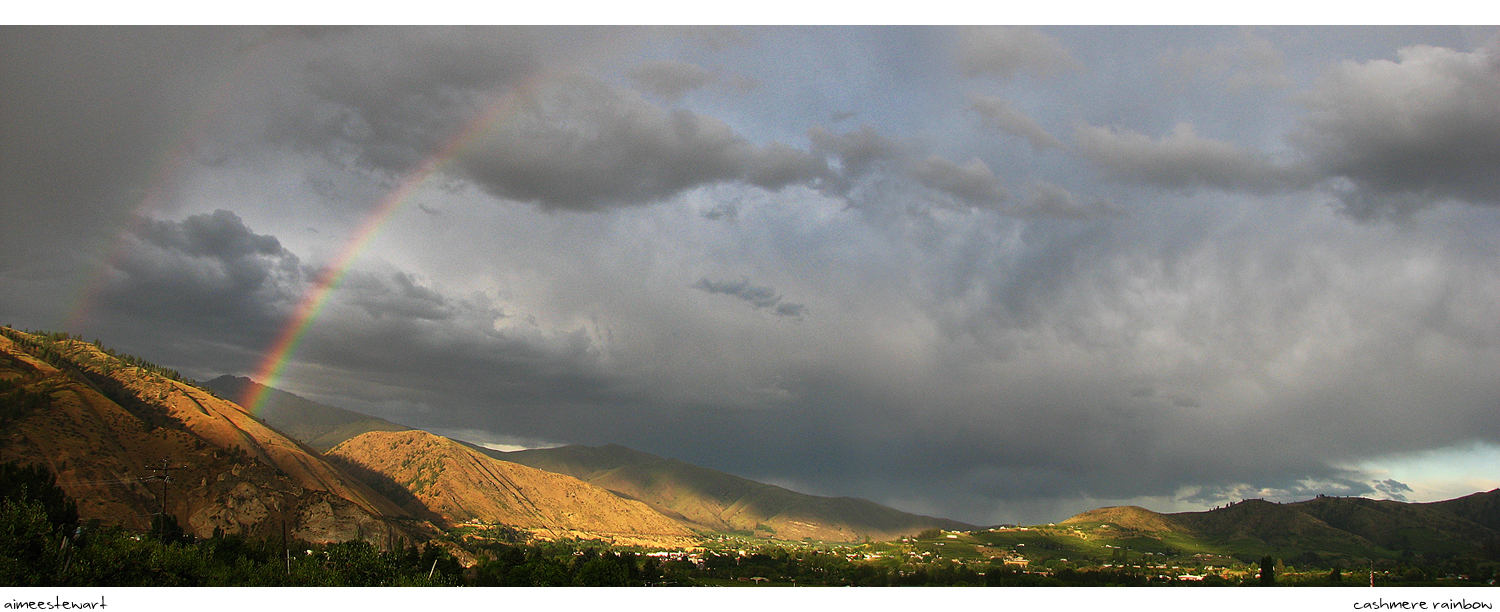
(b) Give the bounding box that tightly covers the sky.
[3,24,1500,526]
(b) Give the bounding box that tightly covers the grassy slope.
[328,430,698,547]
[1037,493,1500,564]
[483,443,977,542]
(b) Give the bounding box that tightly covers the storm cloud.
[5,26,1500,526]
[288,37,839,211]
[1291,43,1500,218]
[104,210,303,332]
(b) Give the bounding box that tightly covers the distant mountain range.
[8,326,1500,565]
[201,376,975,542]
[1057,492,1500,563]
[201,376,408,452]
[11,337,966,543]
[481,442,976,542]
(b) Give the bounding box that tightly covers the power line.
[54,477,148,487]
[145,459,187,543]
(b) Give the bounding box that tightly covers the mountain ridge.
[327,430,699,548]
[200,375,409,452]
[484,441,978,542]
[195,372,981,543]
[1055,491,1500,562]
[12,326,1500,564]
[0,328,429,545]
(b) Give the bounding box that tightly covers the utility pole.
[145,459,186,543]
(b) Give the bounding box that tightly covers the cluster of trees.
[0,461,462,586]
[0,373,51,427]
[471,546,663,586]
[1,500,464,586]
[1,327,189,432]
[0,326,198,388]
[0,328,76,373]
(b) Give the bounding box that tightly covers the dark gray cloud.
[629,60,716,101]
[1374,479,1414,502]
[135,209,290,262]
[285,35,837,211]
[105,210,303,331]
[910,156,1007,207]
[1102,39,1500,219]
[808,125,906,178]
[82,208,625,436]
[1290,44,1500,218]
[457,77,835,210]
[693,278,805,318]
[282,29,538,173]
[773,302,807,318]
[341,270,456,321]
[695,278,779,308]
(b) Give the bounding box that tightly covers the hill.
[1043,492,1500,565]
[1166,498,1380,557]
[485,442,976,542]
[1060,505,1189,534]
[327,430,698,548]
[200,375,408,452]
[1428,489,1500,533]
[0,328,427,545]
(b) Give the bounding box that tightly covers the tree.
[0,497,65,585]
[0,462,77,528]
[573,555,629,586]
[1259,555,1276,586]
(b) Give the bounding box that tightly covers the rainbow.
[237,82,537,415]
[51,30,549,416]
